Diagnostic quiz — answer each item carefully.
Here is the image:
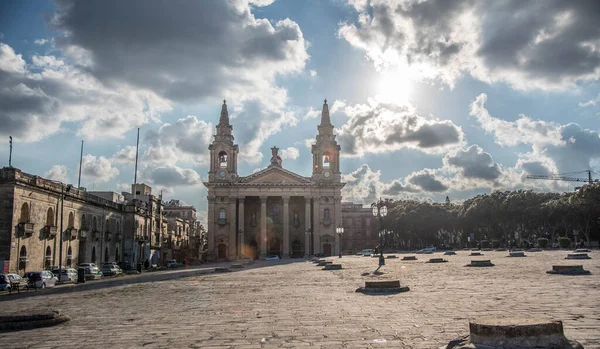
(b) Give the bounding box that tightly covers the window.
[106,219,110,232]
[19,203,30,223]
[93,216,98,232]
[218,151,228,168]
[19,245,27,260]
[323,208,331,220]
[68,212,75,229]
[81,214,87,231]
[322,153,331,168]
[46,208,54,226]
[219,208,226,220]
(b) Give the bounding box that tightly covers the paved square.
[1,251,599,348]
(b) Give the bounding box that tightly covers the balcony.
[66,228,78,240]
[17,222,34,237]
[44,225,58,238]
[79,229,88,240]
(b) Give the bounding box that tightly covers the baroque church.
[204,100,345,260]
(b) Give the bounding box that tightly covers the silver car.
[24,271,57,289]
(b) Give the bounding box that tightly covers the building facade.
[204,100,345,260]
[341,202,379,254]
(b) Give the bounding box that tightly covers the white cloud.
[34,39,49,45]
[111,146,137,164]
[329,99,347,115]
[336,100,464,156]
[44,165,69,183]
[339,1,600,91]
[309,69,317,77]
[279,147,300,160]
[579,94,600,108]
[81,155,119,182]
[144,165,202,187]
[303,106,320,119]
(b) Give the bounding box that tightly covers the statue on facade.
[270,146,282,167]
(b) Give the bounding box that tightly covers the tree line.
[378,183,600,250]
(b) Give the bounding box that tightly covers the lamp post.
[53,181,72,283]
[336,224,344,258]
[305,226,312,256]
[371,198,388,267]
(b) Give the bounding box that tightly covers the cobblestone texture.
[1,251,599,349]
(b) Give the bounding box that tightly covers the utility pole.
[133,128,140,200]
[8,136,13,167]
[77,140,84,188]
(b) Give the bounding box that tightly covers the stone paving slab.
[0,251,599,348]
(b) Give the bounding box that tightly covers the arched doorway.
[19,245,27,272]
[115,247,119,262]
[67,246,72,267]
[248,238,259,259]
[91,246,96,264]
[323,243,332,256]
[217,243,227,260]
[268,238,281,258]
[105,247,109,263]
[291,240,302,258]
[45,246,52,269]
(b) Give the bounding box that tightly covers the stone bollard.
[508,251,526,257]
[566,253,591,260]
[323,264,342,270]
[427,258,447,263]
[469,252,483,256]
[466,260,494,267]
[386,255,398,259]
[317,261,332,266]
[546,265,591,275]
[355,280,409,294]
[230,263,244,269]
[313,259,325,264]
[214,267,231,273]
[0,311,71,331]
[574,249,590,253]
[444,251,456,255]
[401,256,417,261]
[443,318,585,349]
[527,248,542,252]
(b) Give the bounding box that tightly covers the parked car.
[166,260,178,268]
[24,271,58,289]
[101,263,123,276]
[361,249,374,256]
[265,255,280,260]
[79,263,98,268]
[59,268,78,282]
[0,274,25,292]
[85,267,103,280]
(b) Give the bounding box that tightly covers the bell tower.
[208,100,239,182]
[311,99,341,182]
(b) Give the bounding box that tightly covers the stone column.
[282,195,290,258]
[207,196,216,261]
[313,196,320,254]
[238,197,245,259]
[335,197,342,256]
[260,196,268,259]
[229,196,237,260]
[304,196,311,257]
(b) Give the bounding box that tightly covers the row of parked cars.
[0,262,124,293]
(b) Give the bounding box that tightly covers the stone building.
[0,167,124,274]
[204,100,345,260]
[341,202,379,253]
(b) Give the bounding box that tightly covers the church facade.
[204,100,345,260]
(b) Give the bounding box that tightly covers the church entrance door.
[323,243,332,257]
[268,238,281,258]
[248,239,259,259]
[217,243,227,260]
[291,240,302,258]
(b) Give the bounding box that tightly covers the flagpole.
[77,140,84,188]
[9,136,13,167]
[133,128,140,200]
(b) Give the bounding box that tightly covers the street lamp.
[336,224,344,258]
[51,181,72,283]
[305,226,312,256]
[371,198,388,267]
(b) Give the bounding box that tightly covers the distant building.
[341,202,379,253]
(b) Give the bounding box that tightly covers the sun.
[375,70,413,105]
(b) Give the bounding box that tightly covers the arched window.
[323,208,331,220]
[68,212,75,229]
[322,153,331,169]
[92,216,98,232]
[219,208,226,220]
[106,219,110,232]
[104,247,109,263]
[81,214,87,231]
[116,221,121,234]
[45,246,52,268]
[19,245,27,261]
[115,247,119,262]
[91,247,96,264]
[46,208,54,226]
[218,151,228,168]
[19,203,30,223]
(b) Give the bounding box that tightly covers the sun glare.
[375,70,413,105]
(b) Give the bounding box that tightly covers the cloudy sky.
[1,0,600,223]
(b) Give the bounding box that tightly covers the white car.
[25,271,58,289]
[265,255,280,260]
[361,249,374,256]
[60,268,78,282]
[166,260,178,268]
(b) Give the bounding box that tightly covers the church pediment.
[239,166,312,185]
